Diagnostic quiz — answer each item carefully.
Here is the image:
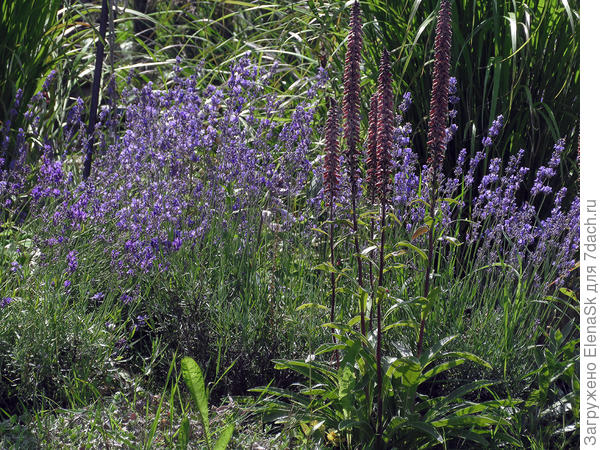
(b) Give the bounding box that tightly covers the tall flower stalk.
[374,48,394,446]
[366,93,379,300]
[342,0,366,335]
[82,0,109,180]
[417,0,453,357]
[324,98,341,367]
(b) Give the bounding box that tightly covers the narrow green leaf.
[313,262,338,274]
[395,241,428,261]
[411,225,429,241]
[361,245,378,255]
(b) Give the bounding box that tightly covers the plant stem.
[375,200,386,447]
[83,0,109,180]
[368,213,375,331]
[351,184,366,336]
[417,186,437,357]
[329,199,340,368]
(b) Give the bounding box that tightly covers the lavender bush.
[1,54,330,410]
[3,55,326,287]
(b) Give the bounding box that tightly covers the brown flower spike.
[376,49,394,203]
[374,48,394,444]
[365,93,379,202]
[417,0,453,358]
[426,0,452,178]
[342,0,363,184]
[323,98,341,205]
[342,0,366,335]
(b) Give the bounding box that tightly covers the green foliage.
[253,319,519,448]
[359,0,579,174]
[508,295,580,448]
[180,356,234,449]
[0,276,129,410]
[138,207,325,398]
[0,0,62,124]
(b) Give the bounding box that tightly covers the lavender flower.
[531,138,565,196]
[66,250,78,273]
[0,297,14,309]
[400,91,412,114]
[24,55,324,284]
[482,114,504,147]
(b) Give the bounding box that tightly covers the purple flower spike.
[366,93,379,202]
[342,0,363,185]
[376,50,394,203]
[426,0,452,176]
[482,114,505,147]
[323,98,341,205]
[531,138,566,196]
[67,250,78,273]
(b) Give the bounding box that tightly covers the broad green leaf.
[559,287,578,303]
[383,320,419,333]
[339,365,355,416]
[405,419,444,443]
[432,414,501,428]
[440,352,493,370]
[338,418,363,430]
[423,335,458,363]
[296,303,329,312]
[177,416,190,449]
[386,358,422,387]
[273,359,335,385]
[181,357,210,443]
[314,343,346,356]
[214,423,235,450]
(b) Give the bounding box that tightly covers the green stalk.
[375,199,386,448]
[329,199,340,368]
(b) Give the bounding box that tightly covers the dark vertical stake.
[83,0,109,180]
